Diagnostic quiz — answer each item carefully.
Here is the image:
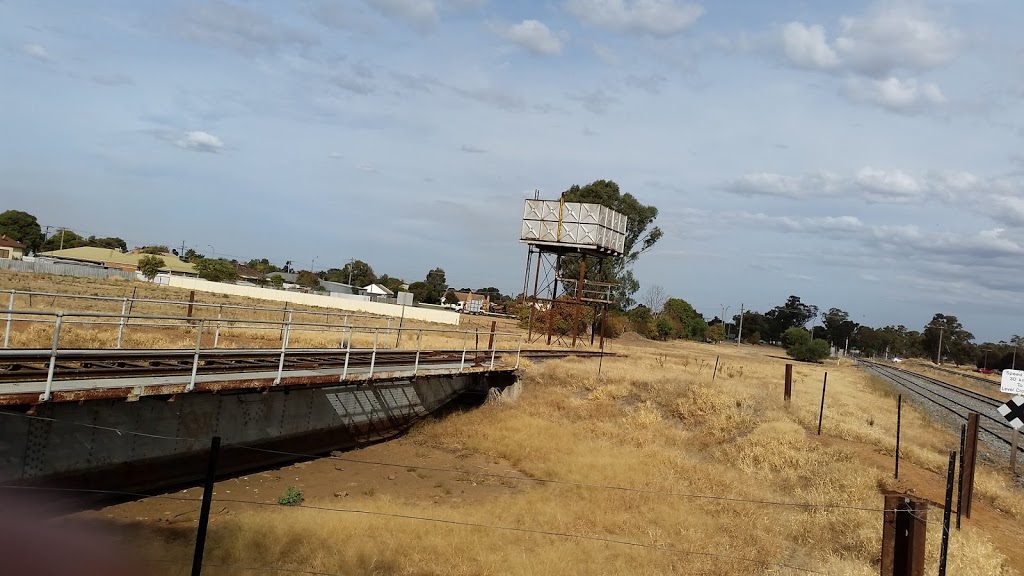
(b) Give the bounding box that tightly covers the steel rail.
[862,361,1022,454]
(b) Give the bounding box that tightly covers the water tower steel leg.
[546,254,561,346]
[571,258,585,348]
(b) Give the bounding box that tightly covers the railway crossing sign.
[1001,369,1024,394]
[997,396,1024,429]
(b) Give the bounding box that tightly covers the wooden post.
[712,355,720,383]
[486,320,496,351]
[881,494,928,576]
[784,363,793,405]
[817,372,827,436]
[186,290,195,319]
[961,412,980,519]
[938,451,955,576]
[895,394,902,480]
[1011,428,1019,476]
[956,423,966,530]
[191,436,222,576]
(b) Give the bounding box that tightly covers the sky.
[2,0,1023,341]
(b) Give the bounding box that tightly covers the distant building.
[363,283,395,302]
[39,247,197,276]
[0,236,26,260]
[319,280,361,295]
[233,262,265,285]
[450,291,490,313]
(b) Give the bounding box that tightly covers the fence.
[167,276,459,325]
[0,307,522,403]
[0,259,134,280]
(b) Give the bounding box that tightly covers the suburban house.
[233,262,265,285]
[38,247,198,276]
[0,236,26,260]
[363,283,395,302]
[450,291,490,313]
[320,280,361,295]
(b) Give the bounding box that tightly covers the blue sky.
[2,0,1023,340]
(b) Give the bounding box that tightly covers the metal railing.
[0,308,523,404]
[1,289,387,350]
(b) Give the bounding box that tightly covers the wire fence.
[0,409,920,575]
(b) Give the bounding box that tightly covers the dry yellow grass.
[126,339,1022,575]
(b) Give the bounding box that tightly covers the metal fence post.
[213,305,223,348]
[3,289,15,348]
[273,312,292,385]
[369,330,378,377]
[460,331,468,372]
[515,336,522,370]
[187,320,205,392]
[489,334,497,371]
[413,330,422,376]
[341,327,352,380]
[191,436,221,576]
[386,318,392,349]
[116,298,128,348]
[40,313,63,403]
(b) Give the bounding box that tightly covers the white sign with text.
[1001,369,1024,394]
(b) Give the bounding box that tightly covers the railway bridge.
[0,306,596,493]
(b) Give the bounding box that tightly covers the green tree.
[655,316,676,340]
[296,270,320,289]
[140,245,169,255]
[40,229,87,252]
[821,308,858,347]
[559,180,662,308]
[627,305,654,338]
[922,314,974,364]
[377,274,404,294]
[408,281,429,303]
[270,274,285,288]
[332,260,376,286]
[764,296,818,343]
[707,323,726,343]
[443,291,460,305]
[86,236,127,251]
[782,327,829,362]
[246,258,281,274]
[421,268,447,303]
[137,255,165,280]
[0,210,44,252]
[662,298,706,340]
[193,258,238,282]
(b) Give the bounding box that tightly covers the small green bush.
[787,338,830,362]
[278,486,304,506]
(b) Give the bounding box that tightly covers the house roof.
[451,291,488,303]
[363,283,394,296]
[234,262,264,279]
[320,280,359,294]
[268,271,298,283]
[0,235,26,249]
[39,247,197,274]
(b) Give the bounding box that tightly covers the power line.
[0,485,825,574]
[0,410,885,513]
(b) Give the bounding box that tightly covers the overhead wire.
[0,409,886,513]
[0,485,825,575]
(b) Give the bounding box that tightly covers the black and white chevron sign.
[997,395,1024,429]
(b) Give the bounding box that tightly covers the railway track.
[0,347,609,384]
[925,363,1002,386]
[860,360,1022,457]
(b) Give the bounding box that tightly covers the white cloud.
[843,76,946,113]
[726,167,952,204]
[835,5,961,76]
[364,0,439,32]
[177,130,225,153]
[501,20,564,55]
[589,42,618,65]
[566,0,704,37]
[460,144,487,153]
[178,1,316,54]
[781,22,838,69]
[21,43,51,62]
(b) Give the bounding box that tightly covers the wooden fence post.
[961,412,980,519]
[784,363,792,405]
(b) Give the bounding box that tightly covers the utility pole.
[720,305,730,338]
[347,258,355,286]
[736,303,744,346]
[59,227,66,250]
[936,326,944,365]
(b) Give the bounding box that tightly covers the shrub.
[278,486,304,506]
[655,316,675,340]
[137,255,164,281]
[601,314,625,339]
[787,338,830,362]
[707,323,725,343]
